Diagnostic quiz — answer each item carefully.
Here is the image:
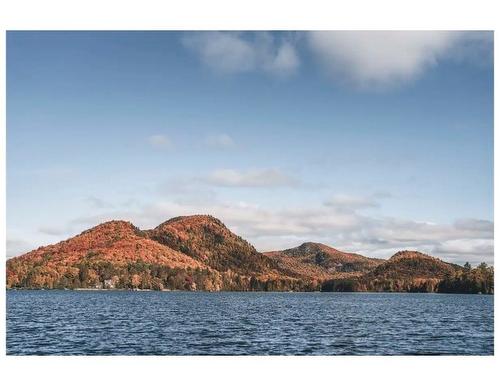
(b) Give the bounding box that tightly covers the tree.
[478,262,488,270]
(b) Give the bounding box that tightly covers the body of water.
[6,290,494,355]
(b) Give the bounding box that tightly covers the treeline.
[6,254,320,292]
[437,263,494,294]
[321,262,494,294]
[7,253,493,294]
[321,277,443,293]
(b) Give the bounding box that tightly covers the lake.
[6,290,493,355]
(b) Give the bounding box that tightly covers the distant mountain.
[5,215,494,293]
[265,242,382,280]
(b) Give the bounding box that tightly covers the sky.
[6,31,494,265]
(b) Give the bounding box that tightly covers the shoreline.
[5,287,492,295]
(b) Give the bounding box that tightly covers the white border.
[0,0,498,30]
[0,1,498,385]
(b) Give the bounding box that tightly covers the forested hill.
[6,215,494,294]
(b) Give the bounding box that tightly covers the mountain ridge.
[6,215,494,294]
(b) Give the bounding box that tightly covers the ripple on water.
[6,291,494,355]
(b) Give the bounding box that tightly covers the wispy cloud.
[7,239,34,258]
[146,135,173,150]
[203,168,299,188]
[38,225,68,236]
[182,32,300,76]
[433,239,493,258]
[84,195,114,209]
[12,166,78,180]
[204,133,235,149]
[324,194,379,211]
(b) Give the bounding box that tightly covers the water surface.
[6,290,493,355]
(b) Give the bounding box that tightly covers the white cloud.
[264,40,300,75]
[147,135,172,150]
[181,31,492,88]
[433,239,493,258]
[204,168,298,188]
[454,218,493,232]
[84,195,114,209]
[324,194,379,210]
[182,32,299,76]
[205,133,235,149]
[308,31,476,88]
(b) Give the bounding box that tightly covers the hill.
[321,250,463,292]
[146,215,277,275]
[6,221,210,290]
[366,250,457,280]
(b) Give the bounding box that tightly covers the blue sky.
[6,31,494,264]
